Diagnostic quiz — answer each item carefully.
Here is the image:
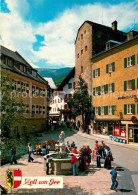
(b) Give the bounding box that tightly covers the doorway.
[129,128,138,143]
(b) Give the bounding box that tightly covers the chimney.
[127,31,133,40]
[112,20,117,31]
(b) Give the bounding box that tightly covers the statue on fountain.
[59,131,65,143]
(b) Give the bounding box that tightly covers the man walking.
[10,146,17,165]
[110,166,118,191]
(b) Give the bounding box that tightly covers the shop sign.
[118,95,136,100]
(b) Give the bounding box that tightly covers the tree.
[67,76,92,132]
[0,66,26,138]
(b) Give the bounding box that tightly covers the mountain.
[36,67,73,86]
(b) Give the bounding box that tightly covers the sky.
[0,0,138,69]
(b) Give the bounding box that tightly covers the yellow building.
[92,32,138,144]
[1,45,49,137]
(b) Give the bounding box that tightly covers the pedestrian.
[71,141,75,150]
[71,154,78,176]
[10,146,17,165]
[110,166,118,191]
[38,143,42,155]
[73,146,78,154]
[99,140,105,158]
[27,143,34,162]
[46,155,52,175]
[94,140,99,151]
[86,145,92,167]
[96,147,101,168]
[66,141,70,147]
[105,146,112,169]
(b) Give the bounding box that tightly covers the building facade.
[92,34,138,144]
[1,45,48,137]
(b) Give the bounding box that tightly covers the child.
[96,147,101,168]
[110,166,118,191]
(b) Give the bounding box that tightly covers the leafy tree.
[0,67,26,138]
[67,76,92,132]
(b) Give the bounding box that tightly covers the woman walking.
[27,143,34,162]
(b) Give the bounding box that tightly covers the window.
[43,106,45,114]
[106,62,115,73]
[101,86,104,95]
[68,83,72,89]
[93,68,100,78]
[101,106,104,115]
[14,80,18,90]
[20,65,23,71]
[23,66,27,72]
[84,30,86,34]
[109,83,112,93]
[32,105,36,114]
[95,87,98,95]
[108,106,112,115]
[32,70,36,77]
[95,107,98,115]
[124,55,135,68]
[77,53,79,58]
[81,49,83,55]
[85,45,87,51]
[81,66,83,73]
[81,34,83,40]
[109,64,112,72]
[5,58,12,66]
[95,69,98,77]
[127,104,132,114]
[124,80,135,91]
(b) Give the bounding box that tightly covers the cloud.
[0,1,138,68]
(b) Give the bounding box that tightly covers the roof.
[44,77,56,89]
[106,40,121,44]
[75,20,126,44]
[56,67,75,91]
[92,35,138,60]
[0,45,48,85]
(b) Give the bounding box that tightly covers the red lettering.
[23,179,37,186]
[49,179,60,186]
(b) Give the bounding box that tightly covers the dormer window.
[32,70,36,77]
[5,58,13,66]
[23,66,27,72]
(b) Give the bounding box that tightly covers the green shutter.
[93,70,95,78]
[124,58,127,68]
[132,55,135,66]
[124,81,127,91]
[104,106,108,115]
[106,64,109,73]
[112,83,114,92]
[112,106,115,115]
[104,84,108,94]
[98,107,101,115]
[98,86,101,95]
[98,68,100,76]
[124,104,127,115]
[112,62,115,72]
[93,88,95,96]
[106,84,108,93]
[132,79,135,90]
[132,104,135,114]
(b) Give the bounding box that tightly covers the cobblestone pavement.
[0,129,137,195]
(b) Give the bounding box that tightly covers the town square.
[0,0,138,194]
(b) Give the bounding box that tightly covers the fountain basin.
[44,153,80,175]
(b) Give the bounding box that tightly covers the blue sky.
[0,0,138,69]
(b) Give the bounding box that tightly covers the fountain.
[44,131,80,175]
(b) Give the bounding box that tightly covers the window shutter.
[124,104,127,115]
[98,68,100,76]
[112,62,115,72]
[112,83,114,92]
[93,88,95,96]
[93,70,95,78]
[106,84,108,93]
[106,64,109,73]
[104,84,108,94]
[132,104,135,114]
[112,106,115,115]
[98,86,101,95]
[124,81,127,91]
[132,55,135,66]
[124,58,127,68]
[132,79,135,90]
[104,106,108,115]
[98,107,101,115]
